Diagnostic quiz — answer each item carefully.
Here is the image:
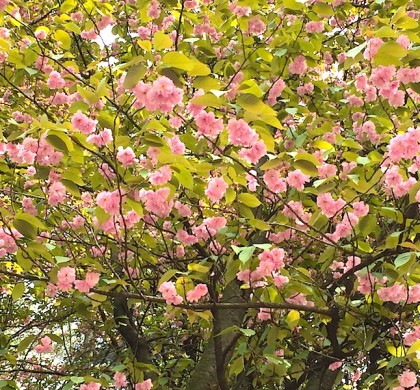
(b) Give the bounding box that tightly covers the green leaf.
[46,131,74,154]
[158,269,178,287]
[286,310,300,329]
[240,328,256,337]
[77,85,99,104]
[229,357,244,377]
[237,94,277,116]
[374,42,407,66]
[237,193,261,208]
[346,43,367,59]
[153,31,173,50]
[163,52,210,76]
[313,3,333,16]
[17,335,35,352]
[53,30,72,51]
[123,63,147,89]
[239,246,256,263]
[12,283,25,302]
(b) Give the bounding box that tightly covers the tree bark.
[113,295,151,365]
[185,282,248,390]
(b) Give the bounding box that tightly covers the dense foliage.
[1,0,420,389]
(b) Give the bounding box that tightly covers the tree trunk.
[185,282,247,390]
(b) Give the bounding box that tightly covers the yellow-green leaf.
[237,193,261,208]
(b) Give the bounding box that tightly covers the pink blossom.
[289,55,307,75]
[328,361,342,371]
[397,34,410,49]
[398,370,417,388]
[71,110,97,135]
[35,336,53,353]
[195,111,223,138]
[158,281,183,305]
[205,177,228,203]
[186,284,208,302]
[168,135,185,155]
[117,146,136,167]
[257,308,271,321]
[86,129,113,147]
[145,76,183,113]
[96,190,121,215]
[57,266,76,292]
[239,141,267,164]
[305,21,324,33]
[0,0,9,12]
[248,16,266,35]
[377,284,407,304]
[147,0,160,18]
[135,379,153,390]
[149,166,172,186]
[80,29,98,41]
[227,118,258,147]
[139,187,173,218]
[352,201,369,217]
[267,79,286,106]
[363,38,383,60]
[318,164,337,179]
[47,71,65,89]
[286,169,309,191]
[263,169,286,193]
[114,372,127,388]
[48,181,66,206]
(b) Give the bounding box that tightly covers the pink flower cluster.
[267,79,286,106]
[3,137,63,166]
[96,190,122,215]
[0,227,20,257]
[317,193,346,218]
[378,283,420,305]
[56,266,76,291]
[331,256,361,279]
[135,379,153,390]
[286,169,310,191]
[195,111,224,138]
[47,71,66,89]
[114,372,127,388]
[132,76,183,113]
[74,271,100,293]
[158,281,183,305]
[263,169,286,193]
[193,216,227,240]
[228,1,251,17]
[139,187,174,218]
[149,165,172,186]
[117,146,136,167]
[186,284,208,302]
[86,128,113,147]
[236,248,286,285]
[34,336,53,353]
[305,21,324,33]
[398,370,417,388]
[383,165,416,198]
[205,177,228,203]
[289,55,307,75]
[80,383,101,390]
[325,212,360,243]
[48,181,67,206]
[388,127,420,163]
[248,16,266,35]
[404,326,420,346]
[227,119,267,163]
[71,110,97,135]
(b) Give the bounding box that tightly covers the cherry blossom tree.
[0,0,420,389]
